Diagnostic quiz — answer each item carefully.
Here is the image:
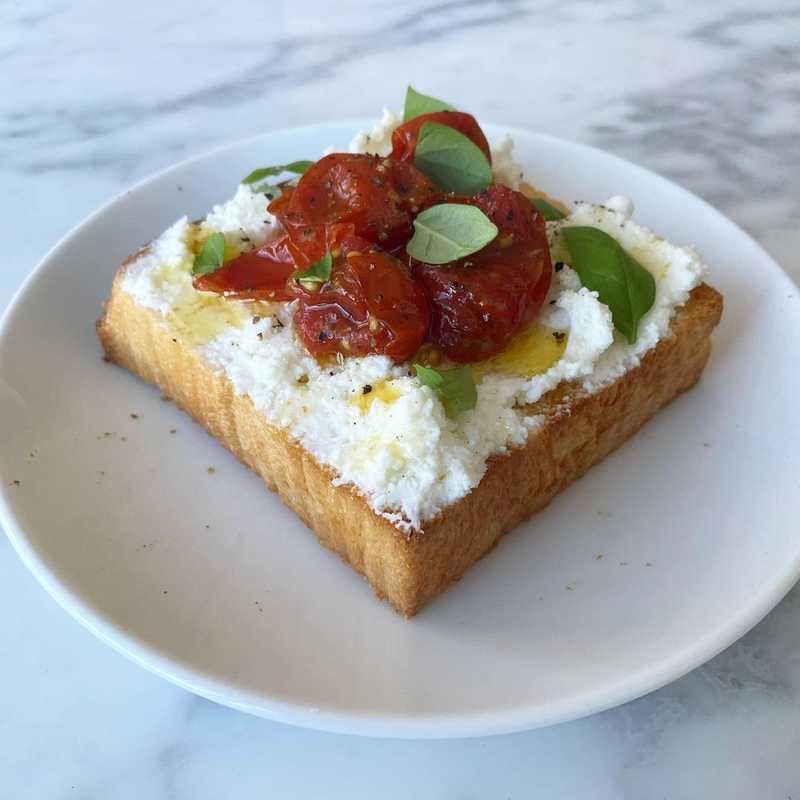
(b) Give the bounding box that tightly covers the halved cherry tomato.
[414,186,552,363]
[390,111,491,164]
[273,153,437,251]
[473,184,544,242]
[193,234,299,301]
[295,241,429,363]
[193,223,357,302]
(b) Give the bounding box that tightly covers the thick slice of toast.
[98,258,722,616]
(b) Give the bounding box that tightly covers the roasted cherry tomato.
[193,234,299,301]
[193,223,357,302]
[390,111,492,164]
[294,240,429,363]
[414,186,552,363]
[473,184,544,242]
[273,153,437,251]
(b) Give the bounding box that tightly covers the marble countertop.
[2,1,798,796]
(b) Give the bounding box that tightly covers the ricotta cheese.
[553,201,708,393]
[120,126,707,532]
[490,135,524,190]
[348,108,402,156]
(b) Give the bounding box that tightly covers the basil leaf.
[192,232,227,276]
[293,251,333,289]
[241,160,314,185]
[403,86,454,121]
[530,197,566,221]
[562,226,656,343]
[413,122,492,195]
[406,203,498,264]
[414,363,477,417]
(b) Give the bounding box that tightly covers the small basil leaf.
[413,122,492,194]
[293,251,333,289]
[403,86,455,121]
[562,226,656,343]
[414,363,477,418]
[406,203,498,265]
[530,197,566,221]
[241,160,314,185]
[192,232,227,276]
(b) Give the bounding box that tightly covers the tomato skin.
[418,254,551,362]
[192,223,358,302]
[193,234,300,301]
[274,153,437,251]
[390,111,492,164]
[414,186,552,363]
[472,184,544,241]
[294,244,429,363]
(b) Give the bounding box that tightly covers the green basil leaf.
[562,226,656,343]
[413,122,493,194]
[192,232,227,276]
[406,203,498,264]
[403,86,455,121]
[241,160,314,185]
[293,251,333,289]
[530,197,566,221]
[414,363,477,418]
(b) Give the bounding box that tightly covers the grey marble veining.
[1,1,799,797]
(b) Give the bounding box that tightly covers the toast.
[98,250,722,616]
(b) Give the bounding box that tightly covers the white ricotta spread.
[555,201,707,392]
[490,135,524,190]
[349,108,401,156]
[120,121,708,532]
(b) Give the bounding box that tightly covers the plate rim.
[2,119,799,739]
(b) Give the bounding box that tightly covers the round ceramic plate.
[2,121,799,738]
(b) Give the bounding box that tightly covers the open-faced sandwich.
[97,87,723,616]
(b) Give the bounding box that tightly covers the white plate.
[2,121,799,739]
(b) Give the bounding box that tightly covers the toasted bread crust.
[97,256,722,616]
